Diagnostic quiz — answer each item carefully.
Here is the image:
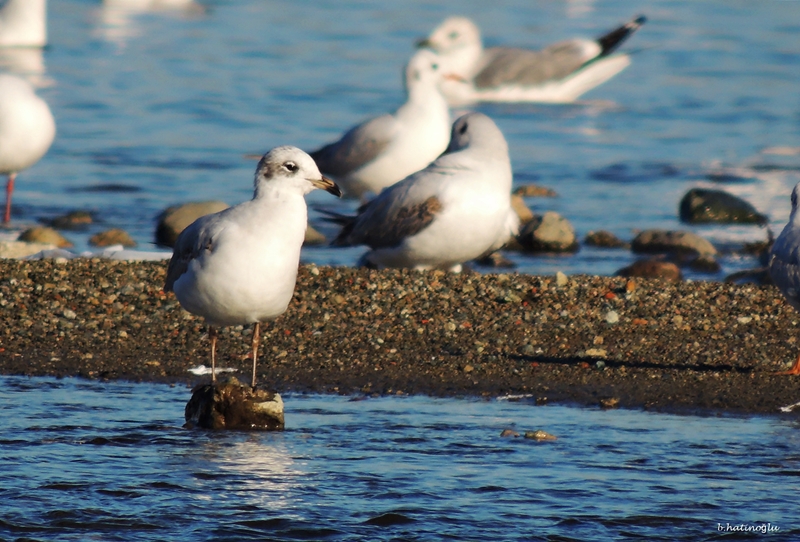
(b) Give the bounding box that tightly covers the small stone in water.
[500,429,519,437]
[524,430,557,441]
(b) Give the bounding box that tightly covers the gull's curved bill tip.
[313,175,342,197]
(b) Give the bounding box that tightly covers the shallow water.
[2,0,798,278]
[0,375,798,541]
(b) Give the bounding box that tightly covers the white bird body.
[171,192,308,328]
[311,49,451,199]
[0,0,46,47]
[419,15,645,106]
[332,112,517,271]
[0,73,55,222]
[769,182,800,374]
[165,146,341,386]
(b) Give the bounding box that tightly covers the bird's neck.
[398,82,449,120]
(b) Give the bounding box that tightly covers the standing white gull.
[310,49,452,199]
[326,112,517,272]
[0,73,55,223]
[164,146,341,388]
[417,14,646,106]
[769,182,800,375]
[0,0,46,47]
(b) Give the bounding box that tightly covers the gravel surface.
[1,259,799,415]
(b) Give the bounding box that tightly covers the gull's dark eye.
[449,31,459,40]
[283,161,298,173]
[459,121,468,135]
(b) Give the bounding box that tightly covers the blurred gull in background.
[417,14,646,106]
[0,73,55,224]
[325,112,517,272]
[0,0,47,47]
[310,49,452,199]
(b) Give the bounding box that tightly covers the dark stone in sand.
[89,228,137,248]
[19,226,73,248]
[185,377,284,430]
[47,210,94,230]
[584,230,628,249]
[632,229,716,257]
[689,254,721,273]
[517,212,579,253]
[617,259,682,282]
[679,188,767,225]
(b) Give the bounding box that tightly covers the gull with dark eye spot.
[417,14,646,106]
[164,146,340,388]
[323,112,518,272]
[309,49,452,199]
[769,181,800,375]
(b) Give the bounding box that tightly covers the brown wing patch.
[338,195,443,249]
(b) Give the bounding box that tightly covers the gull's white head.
[444,112,508,157]
[418,16,482,55]
[254,146,341,197]
[403,48,444,92]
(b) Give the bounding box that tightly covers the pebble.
[605,311,619,324]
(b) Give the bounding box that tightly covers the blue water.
[2,0,798,278]
[0,376,798,541]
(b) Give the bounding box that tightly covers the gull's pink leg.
[251,322,261,389]
[209,326,218,384]
[4,172,16,224]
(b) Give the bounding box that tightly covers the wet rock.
[500,429,520,437]
[599,397,620,409]
[18,226,73,248]
[632,229,717,257]
[617,259,683,282]
[689,254,721,273]
[517,212,579,253]
[475,251,516,268]
[584,230,628,249]
[304,224,326,246]
[524,430,557,441]
[0,241,57,258]
[184,376,284,430]
[89,228,137,248]
[510,194,534,223]
[156,201,229,248]
[513,184,557,198]
[679,188,767,225]
[725,267,773,285]
[47,210,94,230]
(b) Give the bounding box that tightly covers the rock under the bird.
[679,188,768,225]
[510,194,534,223]
[184,376,284,430]
[513,184,557,198]
[155,201,229,248]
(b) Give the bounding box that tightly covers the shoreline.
[1,259,799,415]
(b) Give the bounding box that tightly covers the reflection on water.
[1,376,798,541]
